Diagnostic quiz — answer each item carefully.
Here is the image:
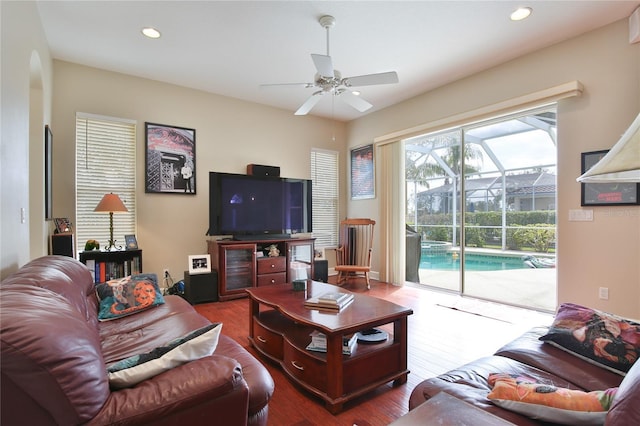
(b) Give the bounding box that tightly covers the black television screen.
[207,172,312,238]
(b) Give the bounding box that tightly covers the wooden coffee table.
[246,281,413,413]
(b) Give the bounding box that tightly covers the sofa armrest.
[88,354,249,426]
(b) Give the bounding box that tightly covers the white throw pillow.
[107,323,222,389]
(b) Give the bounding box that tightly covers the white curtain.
[378,141,406,285]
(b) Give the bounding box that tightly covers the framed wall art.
[45,125,53,219]
[350,144,375,200]
[53,217,72,234]
[581,150,640,206]
[145,122,196,194]
[188,254,211,275]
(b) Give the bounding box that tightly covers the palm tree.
[406,133,483,214]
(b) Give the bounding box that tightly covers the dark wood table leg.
[248,296,258,341]
[393,316,409,386]
[325,332,344,410]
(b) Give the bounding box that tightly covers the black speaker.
[183,270,218,304]
[247,164,280,177]
[51,233,74,257]
[313,259,328,282]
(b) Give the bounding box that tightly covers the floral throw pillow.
[539,303,640,375]
[488,373,616,425]
[96,274,165,321]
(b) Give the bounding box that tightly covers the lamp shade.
[577,112,640,183]
[94,193,128,213]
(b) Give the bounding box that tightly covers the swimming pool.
[419,252,529,271]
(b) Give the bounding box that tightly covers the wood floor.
[194,278,552,426]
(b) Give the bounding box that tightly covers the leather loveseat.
[1,255,274,426]
[409,320,640,425]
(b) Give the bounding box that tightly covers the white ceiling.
[36,1,639,122]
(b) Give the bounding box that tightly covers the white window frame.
[75,113,137,255]
[311,148,339,250]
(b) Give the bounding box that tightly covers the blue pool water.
[419,252,528,271]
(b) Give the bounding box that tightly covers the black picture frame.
[351,144,375,200]
[145,122,196,194]
[581,150,640,206]
[124,234,138,250]
[45,125,53,219]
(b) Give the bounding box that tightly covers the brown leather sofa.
[1,255,274,426]
[409,326,640,424]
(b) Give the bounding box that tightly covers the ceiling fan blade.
[295,93,323,115]
[260,82,313,88]
[311,54,334,78]
[343,71,399,87]
[340,91,373,112]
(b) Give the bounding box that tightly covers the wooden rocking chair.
[334,218,376,290]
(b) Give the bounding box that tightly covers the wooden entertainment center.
[207,237,314,301]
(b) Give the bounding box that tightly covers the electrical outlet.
[599,287,609,300]
[163,268,170,278]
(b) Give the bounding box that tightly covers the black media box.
[247,164,280,177]
[313,259,329,282]
[183,270,218,304]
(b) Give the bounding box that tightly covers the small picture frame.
[351,144,375,200]
[124,234,138,250]
[581,150,640,206]
[188,254,211,275]
[53,217,72,234]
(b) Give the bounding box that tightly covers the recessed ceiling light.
[141,27,161,39]
[352,90,361,96]
[510,7,532,21]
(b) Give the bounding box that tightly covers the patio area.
[417,262,556,312]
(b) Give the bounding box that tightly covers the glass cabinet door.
[222,244,256,293]
[287,240,314,281]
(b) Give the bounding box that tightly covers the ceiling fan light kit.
[263,15,399,116]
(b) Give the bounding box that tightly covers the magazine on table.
[304,292,354,311]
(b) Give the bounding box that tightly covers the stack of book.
[306,330,358,355]
[304,291,354,311]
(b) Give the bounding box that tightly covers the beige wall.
[51,61,346,282]
[347,19,640,317]
[1,1,53,278]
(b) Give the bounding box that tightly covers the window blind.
[311,149,339,248]
[75,114,136,255]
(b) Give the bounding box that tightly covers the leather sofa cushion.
[606,358,640,425]
[409,355,601,425]
[495,327,623,391]
[101,295,211,363]
[2,255,98,327]
[1,284,109,425]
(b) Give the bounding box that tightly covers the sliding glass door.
[405,106,557,311]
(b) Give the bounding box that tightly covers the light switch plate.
[569,209,593,221]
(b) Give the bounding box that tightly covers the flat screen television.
[207,172,312,239]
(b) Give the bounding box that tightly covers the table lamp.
[94,193,128,251]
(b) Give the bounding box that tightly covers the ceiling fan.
[262,15,399,116]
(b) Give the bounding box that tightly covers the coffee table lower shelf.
[249,309,409,413]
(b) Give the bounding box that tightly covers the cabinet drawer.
[253,319,283,360]
[283,341,326,392]
[257,272,286,286]
[257,256,286,274]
